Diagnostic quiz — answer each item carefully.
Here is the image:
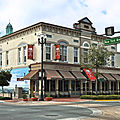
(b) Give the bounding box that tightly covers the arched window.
[83,42,89,63]
[83,43,89,47]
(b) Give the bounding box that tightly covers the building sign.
[104,37,120,45]
[28,45,34,60]
[83,68,96,81]
[55,45,60,59]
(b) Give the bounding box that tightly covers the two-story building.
[0,17,120,98]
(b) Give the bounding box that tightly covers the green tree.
[0,70,12,96]
[82,44,113,94]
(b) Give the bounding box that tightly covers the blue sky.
[0,0,120,50]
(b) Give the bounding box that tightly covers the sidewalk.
[0,97,93,105]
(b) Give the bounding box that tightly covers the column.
[55,80,59,97]
[117,81,119,94]
[89,81,92,94]
[68,80,71,97]
[81,80,83,95]
[29,80,33,98]
[100,82,102,94]
[109,81,111,94]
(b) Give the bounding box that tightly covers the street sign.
[104,36,120,45]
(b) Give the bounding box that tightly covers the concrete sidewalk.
[0,98,93,105]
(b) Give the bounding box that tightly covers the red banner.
[17,78,24,81]
[55,45,60,59]
[83,68,96,81]
[28,45,34,60]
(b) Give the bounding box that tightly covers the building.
[0,17,120,97]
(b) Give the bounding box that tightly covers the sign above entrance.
[104,36,120,45]
[83,68,96,81]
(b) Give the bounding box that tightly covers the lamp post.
[37,33,47,101]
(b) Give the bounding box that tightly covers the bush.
[80,95,120,100]
[0,96,12,100]
[22,94,27,99]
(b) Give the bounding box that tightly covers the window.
[74,40,78,43]
[83,48,88,63]
[6,51,9,66]
[46,34,52,38]
[74,47,78,63]
[92,43,97,47]
[23,46,27,63]
[18,48,21,64]
[46,43,51,61]
[84,25,89,29]
[111,46,115,50]
[0,53,2,66]
[60,46,67,62]
[84,43,89,47]
[64,81,68,91]
[111,55,114,67]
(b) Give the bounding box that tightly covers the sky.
[0,0,120,51]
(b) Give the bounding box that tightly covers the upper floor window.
[6,51,9,66]
[92,43,97,47]
[46,43,51,61]
[111,55,114,67]
[84,43,89,47]
[74,40,79,43]
[23,46,27,63]
[111,46,115,50]
[18,48,21,64]
[60,46,67,62]
[83,48,88,63]
[74,47,78,63]
[46,34,52,38]
[0,53,2,66]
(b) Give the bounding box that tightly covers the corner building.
[0,17,120,97]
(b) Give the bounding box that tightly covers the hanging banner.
[28,44,34,60]
[83,68,96,81]
[55,45,60,59]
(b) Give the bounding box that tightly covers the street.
[0,101,120,120]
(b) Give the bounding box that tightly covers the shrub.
[80,95,120,100]
[0,96,12,100]
[22,94,27,99]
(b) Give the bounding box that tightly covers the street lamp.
[37,33,47,101]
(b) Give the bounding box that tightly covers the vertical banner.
[28,44,34,60]
[55,45,60,60]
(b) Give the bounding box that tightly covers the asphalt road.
[0,101,120,120]
[0,104,93,120]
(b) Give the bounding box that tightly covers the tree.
[0,70,12,96]
[82,44,113,94]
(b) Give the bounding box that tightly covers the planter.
[31,98,38,101]
[23,98,28,101]
[44,97,53,101]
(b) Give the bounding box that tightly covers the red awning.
[23,70,39,80]
[83,68,96,81]
[59,71,75,80]
[46,70,62,80]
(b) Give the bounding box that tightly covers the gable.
[78,17,92,25]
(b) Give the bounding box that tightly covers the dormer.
[73,17,96,34]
